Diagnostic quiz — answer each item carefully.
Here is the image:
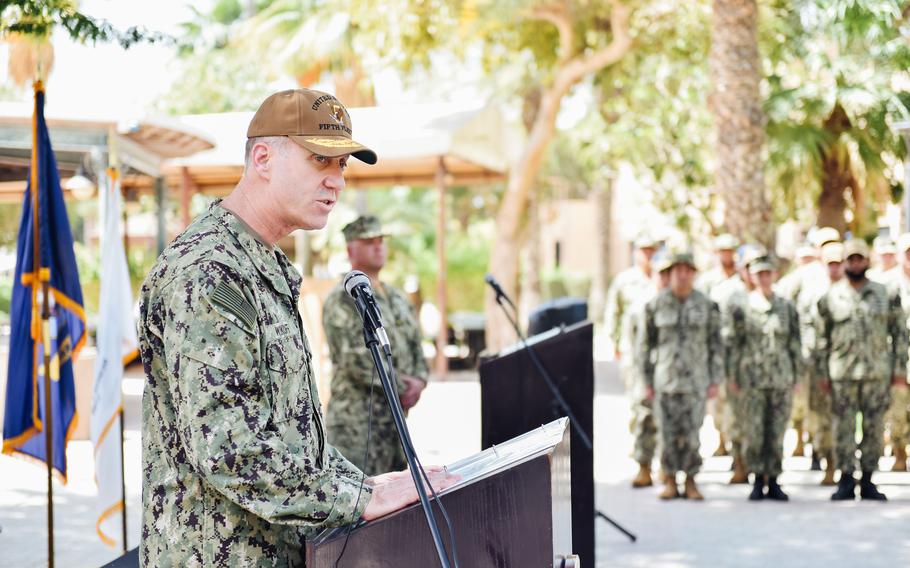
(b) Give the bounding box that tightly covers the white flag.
[91,167,138,548]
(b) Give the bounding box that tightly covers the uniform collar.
[211,201,299,298]
[748,289,774,312]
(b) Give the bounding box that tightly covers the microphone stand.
[490,288,637,543]
[358,317,454,567]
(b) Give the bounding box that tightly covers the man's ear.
[250,141,273,180]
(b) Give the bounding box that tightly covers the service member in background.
[605,235,658,368]
[805,242,846,485]
[728,256,802,501]
[884,233,910,471]
[696,234,739,458]
[713,244,767,485]
[815,239,908,501]
[776,227,841,461]
[869,235,899,284]
[639,251,724,501]
[323,215,429,476]
[625,251,672,488]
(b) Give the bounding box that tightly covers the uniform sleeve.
[814,297,832,380]
[889,291,908,376]
[637,301,656,389]
[725,303,745,387]
[398,290,429,381]
[707,300,724,386]
[323,291,406,395]
[604,274,624,351]
[787,302,804,384]
[164,267,371,528]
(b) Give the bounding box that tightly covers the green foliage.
[762,0,910,230]
[343,185,500,314]
[0,0,169,46]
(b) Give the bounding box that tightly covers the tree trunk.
[484,1,633,353]
[588,177,612,325]
[816,103,854,234]
[709,0,772,246]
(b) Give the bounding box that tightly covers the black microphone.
[484,273,515,308]
[343,270,391,350]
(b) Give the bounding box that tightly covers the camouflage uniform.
[323,280,428,476]
[729,291,802,476]
[605,264,652,390]
[139,203,371,567]
[886,271,910,457]
[815,279,908,473]
[777,261,830,441]
[639,288,724,476]
[621,285,659,464]
[707,274,748,457]
[803,272,839,459]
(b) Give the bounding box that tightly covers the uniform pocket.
[266,334,308,421]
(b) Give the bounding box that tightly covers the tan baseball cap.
[821,242,844,264]
[873,235,897,255]
[899,233,910,252]
[843,238,870,259]
[247,89,377,164]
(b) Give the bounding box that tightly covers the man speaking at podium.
[138,89,456,566]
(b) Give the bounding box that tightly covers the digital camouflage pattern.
[777,260,830,444]
[695,266,737,299]
[639,289,723,474]
[831,380,891,471]
[621,285,658,465]
[638,289,724,395]
[815,279,908,472]
[740,389,793,476]
[814,279,907,383]
[727,291,802,391]
[604,266,652,356]
[886,272,910,453]
[710,274,748,453]
[323,281,428,476]
[653,393,706,476]
[139,203,371,567]
[728,291,801,476]
[802,276,838,457]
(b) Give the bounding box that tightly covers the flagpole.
[32,79,55,568]
[119,405,127,553]
[41,273,54,568]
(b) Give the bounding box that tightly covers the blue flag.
[2,82,86,481]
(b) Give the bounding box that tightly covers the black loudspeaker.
[527,297,587,336]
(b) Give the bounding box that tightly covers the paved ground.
[3,355,910,567]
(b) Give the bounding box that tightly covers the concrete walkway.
[2,359,910,567]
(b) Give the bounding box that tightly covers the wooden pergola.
[0,102,519,374]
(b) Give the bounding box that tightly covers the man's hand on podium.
[362,466,461,521]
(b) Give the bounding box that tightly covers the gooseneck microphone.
[343,270,391,351]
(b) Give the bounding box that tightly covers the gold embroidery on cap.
[303,137,362,148]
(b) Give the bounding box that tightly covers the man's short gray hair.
[244,136,289,170]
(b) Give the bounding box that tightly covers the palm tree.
[710,0,773,246]
[763,0,910,237]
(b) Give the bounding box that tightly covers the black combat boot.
[810,450,822,472]
[859,471,887,501]
[830,472,856,501]
[766,476,789,501]
[748,475,765,501]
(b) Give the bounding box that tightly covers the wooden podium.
[479,321,595,568]
[306,418,576,567]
